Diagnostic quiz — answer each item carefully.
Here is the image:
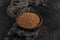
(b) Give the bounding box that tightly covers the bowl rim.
[15,10,43,30]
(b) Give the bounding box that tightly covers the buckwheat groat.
[16,12,41,29]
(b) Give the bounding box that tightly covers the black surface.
[0,0,60,40]
[0,0,14,40]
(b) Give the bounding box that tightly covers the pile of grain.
[16,12,41,29]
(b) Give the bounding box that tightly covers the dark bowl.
[15,7,43,31]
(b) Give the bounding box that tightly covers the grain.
[16,12,41,29]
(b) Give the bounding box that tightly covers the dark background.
[0,0,60,40]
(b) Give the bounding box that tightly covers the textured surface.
[0,0,60,40]
[16,12,40,29]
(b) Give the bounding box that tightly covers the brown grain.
[16,12,41,29]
